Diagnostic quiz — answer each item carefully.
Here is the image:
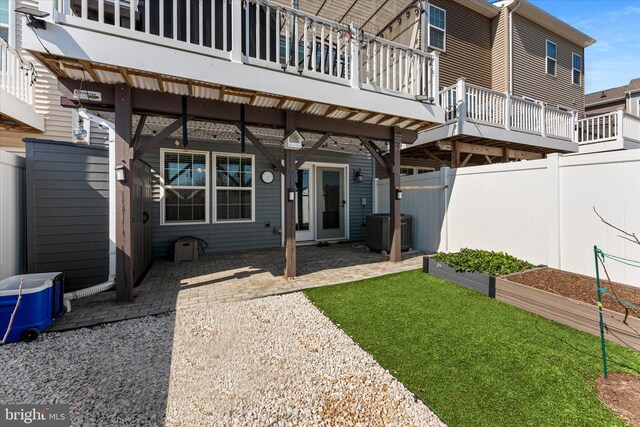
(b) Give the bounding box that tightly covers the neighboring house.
[585,78,640,117]
[396,0,597,174]
[580,78,640,153]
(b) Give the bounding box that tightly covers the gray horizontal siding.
[141,137,373,258]
[25,139,110,291]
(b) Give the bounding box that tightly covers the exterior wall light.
[115,165,126,183]
[396,189,403,200]
[288,188,295,202]
[354,168,363,182]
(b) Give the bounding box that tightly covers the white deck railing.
[48,0,438,99]
[465,83,506,127]
[576,111,640,145]
[440,79,574,141]
[360,34,438,98]
[0,38,36,105]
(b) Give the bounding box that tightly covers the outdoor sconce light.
[288,188,295,202]
[396,189,403,200]
[115,165,126,183]
[354,168,363,182]
[73,116,88,143]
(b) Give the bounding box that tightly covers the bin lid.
[0,272,62,296]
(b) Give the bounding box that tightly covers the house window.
[400,167,415,176]
[637,99,640,117]
[572,53,581,85]
[428,5,446,51]
[416,167,435,174]
[546,40,557,76]
[161,149,209,224]
[0,0,10,42]
[214,153,254,222]
[400,166,435,176]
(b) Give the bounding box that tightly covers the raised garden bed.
[424,257,497,297]
[423,249,534,298]
[497,268,640,351]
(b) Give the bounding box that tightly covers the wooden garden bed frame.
[497,270,640,351]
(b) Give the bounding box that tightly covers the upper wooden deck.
[22,0,444,132]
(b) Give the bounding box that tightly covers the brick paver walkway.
[50,244,423,331]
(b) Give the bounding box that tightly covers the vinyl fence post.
[547,153,561,269]
[440,166,449,253]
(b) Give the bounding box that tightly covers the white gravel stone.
[1,292,445,426]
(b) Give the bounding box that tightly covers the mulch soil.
[506,268,640,315]
[596,373,640,426]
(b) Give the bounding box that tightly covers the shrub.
[432,248,534,276]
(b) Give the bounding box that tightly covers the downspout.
[63,110,117,309]
[508,0,522,94]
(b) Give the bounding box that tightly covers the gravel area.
[1,293,445,426]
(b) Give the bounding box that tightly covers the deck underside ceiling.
[34,53,437,134]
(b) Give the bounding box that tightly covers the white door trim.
[280,161,350,246]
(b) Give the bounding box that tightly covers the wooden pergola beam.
[132,114,147,148]
[435,140,544,161]
[296,134,330,170]
[238,124,285,175]
[360,137,391,173]
[133,117,184,161]
[57,79,418,143]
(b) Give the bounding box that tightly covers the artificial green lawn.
[304,270,640,427]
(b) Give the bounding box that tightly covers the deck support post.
[114,84,135,302]
[283,113,297,278]
[451,141,461,168]
[389,126,402,263]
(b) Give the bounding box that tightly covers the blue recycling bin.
[0,272,65,344]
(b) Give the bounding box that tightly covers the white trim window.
[428,5,446,51]
[400,166,435,176]
[161,149,209,225]
[636,99,640,117]
[572,53,582,86]
[546,40,557,76]
[0,0,10,43]
[213,153,255,223]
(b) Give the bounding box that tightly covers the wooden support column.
[115,84,134,303]
[451,141,461,169]
[389,127,402,263]
[502,148,510,163]
[283,113,296,278]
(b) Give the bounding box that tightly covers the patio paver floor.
[50,244,422,331]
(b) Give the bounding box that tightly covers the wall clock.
[261,170,274,184]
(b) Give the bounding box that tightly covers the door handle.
[341,200,346,207]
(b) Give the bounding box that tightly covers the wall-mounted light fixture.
[288,188,295,202]
[354,168,363,182]
[15,7,49,30]
[115,165,126,183]
[396,189,403,200]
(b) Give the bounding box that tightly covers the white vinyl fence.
[0,151,26,280]
[376,150,640,287]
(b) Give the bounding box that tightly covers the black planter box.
[423,257,496,298]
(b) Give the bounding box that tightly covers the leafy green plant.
[432,248,534,276]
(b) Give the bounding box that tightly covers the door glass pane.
[321,170,340,230]
[295,169,310,231]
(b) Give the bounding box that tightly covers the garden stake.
[593,245,608,379]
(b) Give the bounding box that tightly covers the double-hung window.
[214,153,254,222]
[161,149,209,224]
[546,40,557,76]
[572,53,582,86]
[429,5,446,51]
